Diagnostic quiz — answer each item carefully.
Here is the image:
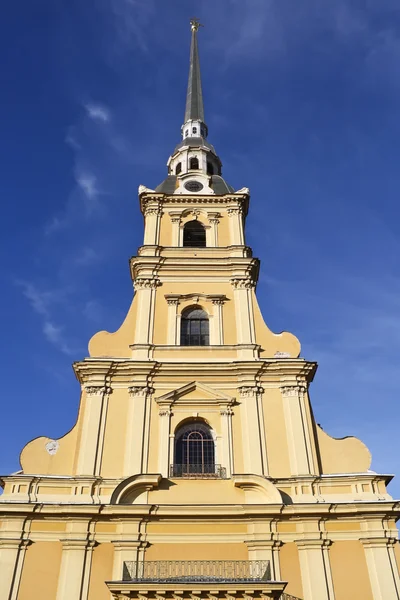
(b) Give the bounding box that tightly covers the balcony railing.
[170,464,227,478]
[123,560,271,582]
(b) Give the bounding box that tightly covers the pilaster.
[158,407,173,477]
[361,537,400,599]
[143,202,163,246]
[124,386,154,477]
[281,384,318,477]
[0,538,31,600]
[76,385,112,476]
[231,278,256,347]
[238,386,267,476]
[56,538,96,600]
[133,277,161,356]
[296,539,335,600]
[220,406,234,477]
[227,206,244,245]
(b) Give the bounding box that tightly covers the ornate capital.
[134,278,161,290]
[220,407,234,416]
[144,206,163,217]
[227,206,243,217]
[159,408,172,417]
[170,217,181,224]
[230,277,256,289]
[167,298,180,306]
[84,385,112,397]
[212,298,225,306]
[361,536,398,548]
[238,386,264,398]
[128,386,154,398]
[281,385,307,397]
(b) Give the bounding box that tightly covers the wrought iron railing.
[123,560,271,582]
[170,464,227,478]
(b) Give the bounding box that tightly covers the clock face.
[184,180,204,193]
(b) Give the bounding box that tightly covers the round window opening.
[184,180,204,193]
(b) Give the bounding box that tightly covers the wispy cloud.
[43,321,73,356]
[75,246,100,267]
[75,171,103,215]
[85,102,111,123]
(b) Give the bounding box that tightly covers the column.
[220,406,234,477]
[281,385,317,476]
[296,539,335,600]
[246,540,282,580]
[133,278,160,351]
[227,206,244,245]
[56,539,93,600]
[112,540,148,581]
[238,386,266,476]
[207,213,220,247]
[211,299,224,345]
[158,407,172,477]
[0,538,30,600]
[231,278,256,345]
[124,386,153,477]
[76,385,112,476]
[362,537,400,599]
[169,214,181,246]
[143,202,162,246]
[166,297,180,344]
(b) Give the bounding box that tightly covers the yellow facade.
[1,21,400,600]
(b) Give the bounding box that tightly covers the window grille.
[174,421,215,476]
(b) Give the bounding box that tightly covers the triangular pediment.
[155,381,234,407]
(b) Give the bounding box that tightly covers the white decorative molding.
[274,351,291,359]
[238,386,264,398]
[230,277,256,289]
[134,278,161,290]
[45,440,59,455]
[138,185,155,195]
[281,385,307,397]
[166,298,180,306]
[220,407,234,417]
[227,207,243,216]
[84,385,112,397]
[235,187,250,195]
[159,408,173,417]
[128,386,154,398]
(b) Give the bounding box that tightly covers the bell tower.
[1,20,400,600]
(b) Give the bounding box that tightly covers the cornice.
[73,358,317,386]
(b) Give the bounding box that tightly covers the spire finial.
[190,18,203,32]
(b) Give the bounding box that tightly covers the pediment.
[156,381,234,408]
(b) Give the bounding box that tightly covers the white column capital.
[281,384,307,397]
[83,385,112,397]
[230,277,256,289]
[128,386,153,398]
[238,385,264,398]
[134,277,161,290]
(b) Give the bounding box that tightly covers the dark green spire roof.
[184,20,205,123]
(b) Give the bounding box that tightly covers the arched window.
[189,157,199,169]
[175,162,182,175]
[207,161,214,175]
[180,307,209,346]
[174,421,215,476]
[183,220,206,248]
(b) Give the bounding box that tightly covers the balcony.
[106,560,289,600]
[170,464,227,479]
[124,559,271,582]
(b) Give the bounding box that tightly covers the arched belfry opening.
[180,306,209,346]
[183,220,206,247]
[189,157,199,169]
[173,420,215,477]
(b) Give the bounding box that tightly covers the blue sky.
[1,0,400,497]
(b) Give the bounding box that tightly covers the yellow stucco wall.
[262,388,291,478]
[145,542,248,561]
[329,541,373,599]
[101,388,128,478]
[317,427,372,474]
[17,542,62,600]
[279,543,303,598]
[87,543,114,600]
